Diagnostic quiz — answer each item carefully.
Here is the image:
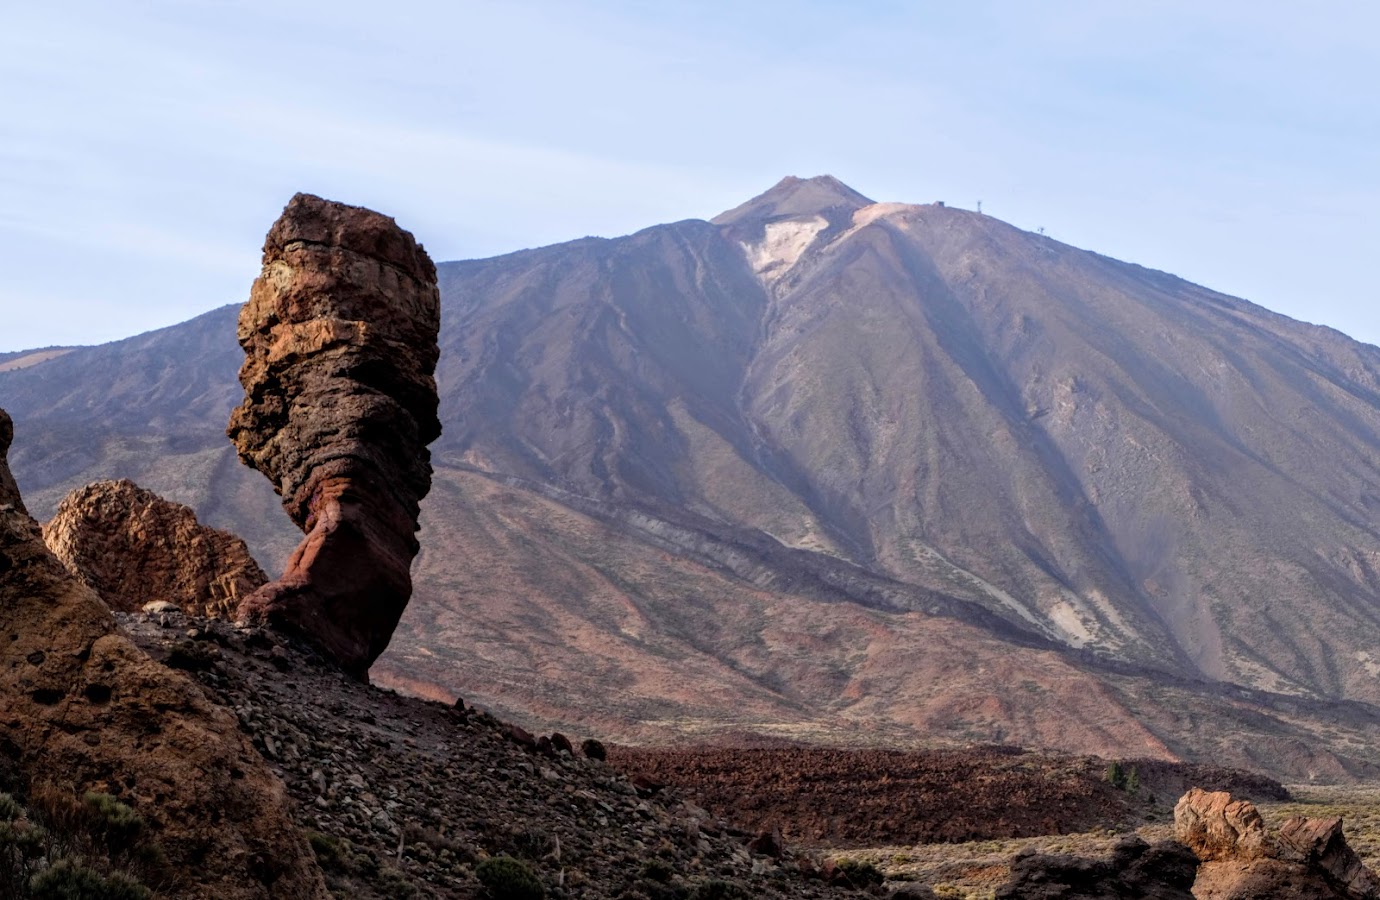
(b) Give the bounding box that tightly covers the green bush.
[82,795,143,857]
[689,880,748,900]
[377,865,417,899]
[28,859,150,900]
[1,819,48,896]
[0,794,23,823]
[639,858,674,882]
[307,831,347,873]
[834,857,884,886]
[0,786,170,900]
[1104,761,1126,790]
[476,855,545,900]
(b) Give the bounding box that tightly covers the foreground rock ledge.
[228,192,442,678]
[0,408,328,899]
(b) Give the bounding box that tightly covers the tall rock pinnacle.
[228,193,442,678]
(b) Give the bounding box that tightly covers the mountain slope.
[428,177,1380,703]
[9,177,1380,777]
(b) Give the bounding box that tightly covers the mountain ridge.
[9,177,1380,778]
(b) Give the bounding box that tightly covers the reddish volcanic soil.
[608,745,1288,849]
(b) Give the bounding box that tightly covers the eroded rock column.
[228,193,441,678]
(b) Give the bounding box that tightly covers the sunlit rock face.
[228,193,441,678]
[43,478,268,617]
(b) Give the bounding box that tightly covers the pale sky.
[2,1,1377,351]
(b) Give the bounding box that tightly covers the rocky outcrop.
[1175,788,1380,898]
[1276,815,1380,894]
[228,193,441,678]
[1172,787,1273,862]
[42,479,268,617]
[0,408,328,898]
[994,835,1198,899]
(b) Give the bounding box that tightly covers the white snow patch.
[741,215,828,285]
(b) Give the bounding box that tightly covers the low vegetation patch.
[476,854,545,900]
[0,785,167,899]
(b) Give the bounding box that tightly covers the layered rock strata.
[43,479,268,617]
[228,193,441,677]
[1175,787,1380,898]
[0,408,327,898]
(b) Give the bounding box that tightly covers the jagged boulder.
[1175,788,1379,898]
[994,834,1198,899]
[42,479,268,617]
[228,193,441,678]
[1277,815,1380,894]
[0,408,328,898]
[1173,787,1273,862]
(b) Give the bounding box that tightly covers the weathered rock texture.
[1175,788,1380,898]
[43,478,268,617]
[1173,787,1273,862]
[994,835,1199,899]
[0,408,328,898]
[227,193,441,677]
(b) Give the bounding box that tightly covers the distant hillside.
[10,177,1380,779]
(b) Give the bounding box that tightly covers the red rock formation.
[1175,788,1380,899]
[42,479,268,617]
[1277,815,1380,895]
[1173,787,1273,862]
[0,408,328,898]
[228,193,441,677]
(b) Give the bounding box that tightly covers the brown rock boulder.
[0,408,328,898]
[42,479,268,617]
[228,193,441,677]
[1173,787,1274,862]
[1272,815,1380,897]
[1175,789,1380,899]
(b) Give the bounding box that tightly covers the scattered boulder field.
[117,606,874,899]
[607,746,1288,848]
